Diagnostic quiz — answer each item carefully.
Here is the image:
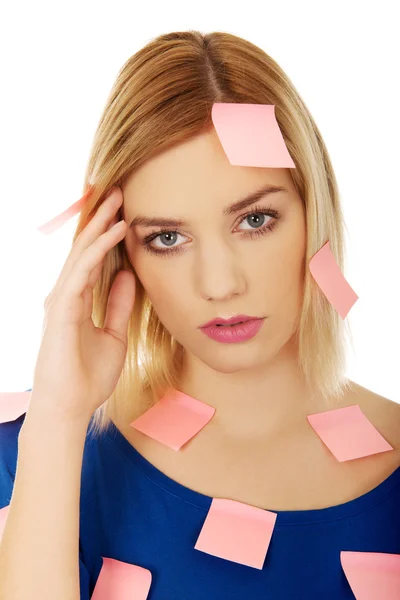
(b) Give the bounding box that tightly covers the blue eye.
[140,204,281,257]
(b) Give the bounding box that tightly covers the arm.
[0,402,90,600]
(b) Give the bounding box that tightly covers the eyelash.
[140,204,281,257]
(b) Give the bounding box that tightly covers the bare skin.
[114,128,400,512]
[112,383,400,512]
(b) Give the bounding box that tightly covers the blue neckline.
[104,418,400,526]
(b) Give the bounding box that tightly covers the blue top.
[1,397,400,599]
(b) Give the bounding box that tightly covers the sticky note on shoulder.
[130,389,215,450]
[195,497,277,569]
[307,404,393,462]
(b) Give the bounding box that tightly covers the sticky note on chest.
[195,497,277,569]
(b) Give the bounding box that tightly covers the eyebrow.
[129,183,287,229]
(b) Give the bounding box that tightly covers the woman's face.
[122,128,307,373]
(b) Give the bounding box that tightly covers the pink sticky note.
[211,102,296,168]
[130,389,215,450]
[194,497,277,569]
[0,391,31,423]
[0,505,10,542]
[37,186,94,235]
[309,240,358,319]
[91,557,152,600]
[341,551,400,600]
[307,404,393,462]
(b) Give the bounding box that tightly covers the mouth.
[215,321,245,327]
[200,314,262,328]
[200,317,265,343]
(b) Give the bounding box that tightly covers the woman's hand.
[28,186,136,424]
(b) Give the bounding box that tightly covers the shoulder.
[318,380,400,502]
[345,379,400,454]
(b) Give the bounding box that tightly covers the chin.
[197,345,269,374]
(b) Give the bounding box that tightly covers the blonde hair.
[73,30,354,437]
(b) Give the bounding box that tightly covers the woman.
[1,30,399,599]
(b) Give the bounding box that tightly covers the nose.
[197,244,246,302]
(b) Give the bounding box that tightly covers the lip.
[199,314,261,328]
[200,318,265,343]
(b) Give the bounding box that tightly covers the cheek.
[135,260,187,320]
[125,238,177,298]
[255,235,306,311]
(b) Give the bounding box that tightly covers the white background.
[0,1,398,402]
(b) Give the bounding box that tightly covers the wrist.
[21,400,91,440]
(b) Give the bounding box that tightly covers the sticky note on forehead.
[211,103,296,168]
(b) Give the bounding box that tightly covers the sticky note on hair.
[0,391,31,423]
[309,240,358,319]
[37,186,94,235]
[307,404,393,462]
[130,389,215,450]
[194,497,277,569]
[341,551,400,599]
[91,557,152,600]
[211,103,295,168]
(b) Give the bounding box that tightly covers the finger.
[81,284,94,323]
[45,253,106,312]
[57,219,127,311]
[48,188,123,303]
[44,211,120,315]
[87,257,105,290]
[76,188,123,251]
[63,188,122,278]
[85,213,119,289]
[103,269,136,345]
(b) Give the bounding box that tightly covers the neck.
[176,338,337,441]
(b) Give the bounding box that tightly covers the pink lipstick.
[199,317,265,343]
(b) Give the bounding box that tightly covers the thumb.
[103,270,136,343]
